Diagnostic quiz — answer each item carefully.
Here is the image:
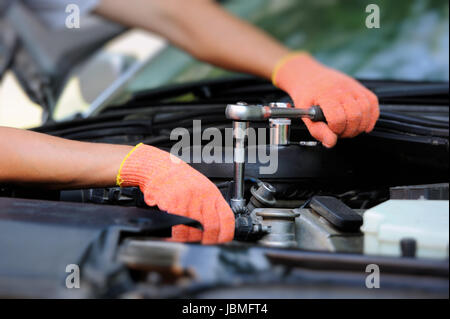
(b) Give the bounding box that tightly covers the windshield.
[126,0,449,94]
[3,0,447,126]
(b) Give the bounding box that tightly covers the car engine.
[0,77,448,298]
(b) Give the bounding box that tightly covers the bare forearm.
[0,127,132,188]
[95,0,290,79]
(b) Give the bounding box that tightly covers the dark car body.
[0,0,448,298]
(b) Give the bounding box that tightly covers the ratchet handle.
[309,105,326,122]
[225,103,327,122]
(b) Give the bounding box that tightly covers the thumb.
[302,118,338,148]
[168,225,191,242]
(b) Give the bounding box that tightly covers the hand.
[117,144,235,244]
[273,52,379,147]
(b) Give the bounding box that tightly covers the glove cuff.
[116,143,143,186]
[272,51,324,93]
[116,143,180,188]
[272,51,312,86]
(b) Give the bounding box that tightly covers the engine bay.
[0,78,448,298]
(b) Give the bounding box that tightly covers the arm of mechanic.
[94,0,379,148]
[0,127,234,244]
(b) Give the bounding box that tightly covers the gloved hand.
[272,52,379,147]
[116,143,235,244]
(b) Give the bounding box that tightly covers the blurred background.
[0,0,448,128]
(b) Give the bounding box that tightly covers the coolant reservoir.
[361,200,449,259]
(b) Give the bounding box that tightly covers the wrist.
[116,143,145,187]
[271,51,315,87]
[272,52,326,97]
[116,143,185,189]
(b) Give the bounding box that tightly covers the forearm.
[95,0,290,79]
[0,127,132,188]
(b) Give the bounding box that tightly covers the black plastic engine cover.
[188,144,351,180]
[309,196,363,232]
[0,197,200,297]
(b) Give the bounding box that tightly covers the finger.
[186,192,204,243]
[142,185,157,207]
[294,94,344,140]
[169,189,197,243]
[302,118,338,148]
[170,225,190,242]
[365,90,380,132]
[201,194,221,244]
[216,196,235,243]
[339,95,363,138]
[315,97,347,135]
[353,92,371,134]
[156,181,177,212]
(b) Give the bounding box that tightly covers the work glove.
[272,52,379,147]
[116,143,235,244]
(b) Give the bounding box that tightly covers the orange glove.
[116,143,235,244]
[272,52,379,147]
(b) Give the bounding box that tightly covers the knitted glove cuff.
[116,143,182,188]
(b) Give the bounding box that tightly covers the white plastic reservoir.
[361,200,449,259]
